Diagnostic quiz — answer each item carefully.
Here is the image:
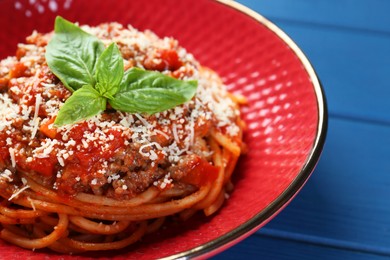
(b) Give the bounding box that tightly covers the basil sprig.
[45,16,197,126]
[110,67,197,114]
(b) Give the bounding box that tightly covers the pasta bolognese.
[0,18,246,253]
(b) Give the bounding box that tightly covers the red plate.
[0,0,327,259]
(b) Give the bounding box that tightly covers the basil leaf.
[46,16,105,91]
[95,43,124,99]
[109,67,197,114]
[54,85,106,126]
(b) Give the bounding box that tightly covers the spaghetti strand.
[0,213,68,249]
[0,21,246,254]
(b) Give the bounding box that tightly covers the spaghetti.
[0,22,246,253]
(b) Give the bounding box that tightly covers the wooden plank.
[237,0,390,33]
[214,232,390,260]
[253,117,390,250]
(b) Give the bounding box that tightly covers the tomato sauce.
[144,49,183,72]
[179,156,219,187]
[0,22,242,199]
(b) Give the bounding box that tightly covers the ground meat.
[0,22,242,201]
[168,154,201,181]
[113,168,165,197]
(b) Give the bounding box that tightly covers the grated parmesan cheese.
[9,148,16,168]
[31,93,42,139]
[27,197,37,211]
[0,169,13,182]
[0,21,243,198]
[8,184,30,201]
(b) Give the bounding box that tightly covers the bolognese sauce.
[0,21,246,253]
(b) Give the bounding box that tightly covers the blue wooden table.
[215,1,390,259]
